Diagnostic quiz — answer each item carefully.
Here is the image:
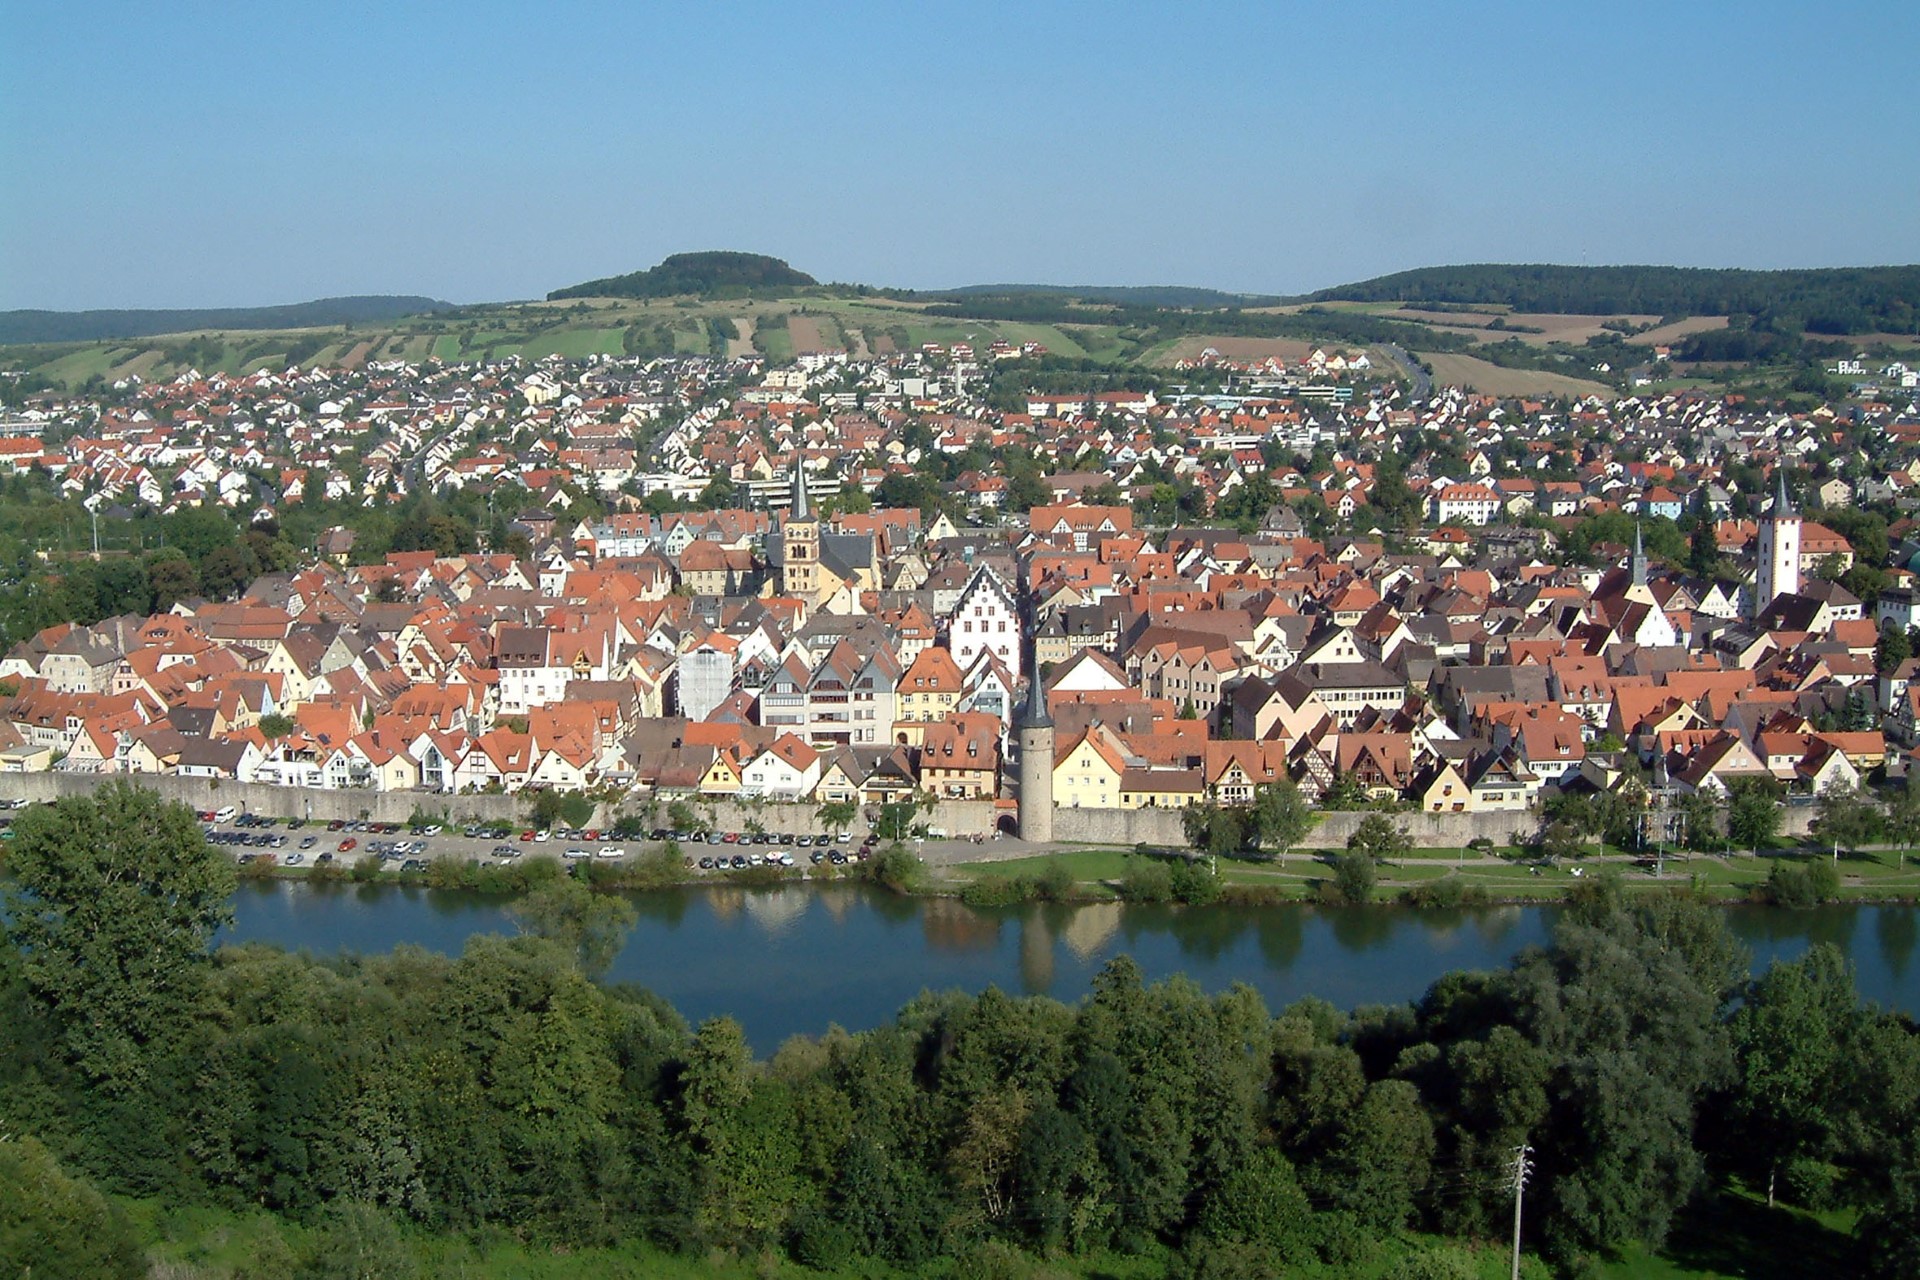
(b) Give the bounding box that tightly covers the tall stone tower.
[1754,469,1800,613]
[780,452,819,600]
[1016,671,1054,844]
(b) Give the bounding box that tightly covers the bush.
[866,845,922,894]
[1171,858,1224,905]
[961,876,1039,908]
[1390,1244,1479,1280]
[237,854,278,880]
[1764,857,1842,907]
[350,854,381,883]
[1400,876,1490,909]
[1035,859,1075,901]
[1119,859,1174,903]
[1330,852,1376,904]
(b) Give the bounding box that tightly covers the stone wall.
[0,773,1821,849]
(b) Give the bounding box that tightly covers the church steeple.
[788,449,811,523]
[1772,467,1796,518]
[1631,521,1648,588]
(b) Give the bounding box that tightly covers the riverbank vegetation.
[3,786,1918,1279]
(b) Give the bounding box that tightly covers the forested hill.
[549,250,817,300]
[1310,263,1920,334]
[0,296,455,346]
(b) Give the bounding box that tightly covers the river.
[224,882,1920,1052]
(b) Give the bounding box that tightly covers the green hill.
[1309,263,1920,334]
[0,296,454,346]
[548,251,817,301]
[936,282,1285,308]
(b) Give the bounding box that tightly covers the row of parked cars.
[693,846,870,871]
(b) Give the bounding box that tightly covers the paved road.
[1376,343,1432,401]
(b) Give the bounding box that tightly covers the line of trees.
[2,785,1917,1277]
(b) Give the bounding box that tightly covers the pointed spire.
[1772,468,1796,519]
[789,450,811,522]
[1018,672,1053,729]
[1631,521,1647,588]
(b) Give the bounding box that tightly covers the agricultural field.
[1146,334,1322,366]
[1421,351,1617,399]
[1628,314,1729,345]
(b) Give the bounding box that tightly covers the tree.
[1,782,235,1088]
[0,1135,146,1279]
[816,799,858,833]
[1726,780,1783,853]
[1347,813,1412,860]
[1729,945,1858,1206]
[258,712,297,739]
[1886,781,1920,867]
[1689,512,1721,578]
[1331,851,1376,904]
[528,788,594,831]
[1877,625,1912,675]
[1811,782,1882,860]
[1249,781,1314,862]
[508,877,637,978]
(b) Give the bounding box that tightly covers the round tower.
[1016,675,1054,844]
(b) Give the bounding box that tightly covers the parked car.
[337,838,357,853]
[563,847,590,860]
[596,846,623,860]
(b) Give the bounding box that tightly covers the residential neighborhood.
[2,338,1918,838]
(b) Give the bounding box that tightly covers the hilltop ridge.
[547,251,817,301]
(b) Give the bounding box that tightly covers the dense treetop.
[548,251,818,301]
[0,296,454,346]
[1308,263,1920,334]
[1,788,1917,1277]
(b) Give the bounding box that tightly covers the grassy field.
[948,842,1920,905]
[133,1185,1852,1280]
[120,1193,1566,1279]
[1421,351,1618,399]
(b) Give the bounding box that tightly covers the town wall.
[0,774,1820,848]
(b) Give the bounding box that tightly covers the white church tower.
[1754,469,1800,613]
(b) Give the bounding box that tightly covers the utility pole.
[1510,1142,1534,1280]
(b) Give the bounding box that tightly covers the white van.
[213,806,237,823]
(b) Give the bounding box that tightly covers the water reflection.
[1254,910,1304,968]
[1876,907,1916,985]
[1018,912,1053,994]
[742,885,809,936]
[220,884,1918,1054]
[1059,902,1121,962]
[628,887,690,928]
[1326,905,1396,951]
[923,896,1002,955]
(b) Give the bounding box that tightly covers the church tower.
[1754,469,1800,612]
[780,453,819,600]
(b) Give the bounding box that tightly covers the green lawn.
[956,847,1141,883]
[1598,1183,1857,1280]
[521,325,628,359]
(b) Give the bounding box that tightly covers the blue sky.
[3,1,1916,309]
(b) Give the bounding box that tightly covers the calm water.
[223,883,1920,1053]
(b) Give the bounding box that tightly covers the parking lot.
[193,810,886,876]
